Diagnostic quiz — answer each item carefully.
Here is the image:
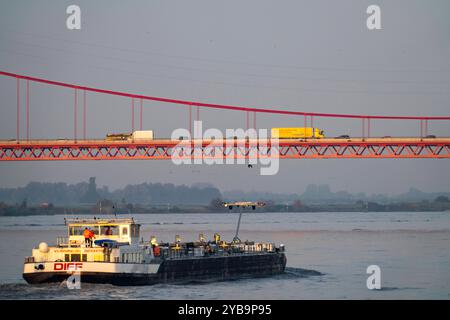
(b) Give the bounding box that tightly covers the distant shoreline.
[1,200,449,217]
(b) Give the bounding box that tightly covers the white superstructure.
[23,218,159,284]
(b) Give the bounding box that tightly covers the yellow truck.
[271,127,325,139]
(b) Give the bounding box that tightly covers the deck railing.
[158,242,280,260]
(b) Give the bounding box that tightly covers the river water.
[0,212,449,299]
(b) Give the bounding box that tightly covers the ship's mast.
[233,206,243,243]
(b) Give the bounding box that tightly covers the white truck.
[130,130,154,141]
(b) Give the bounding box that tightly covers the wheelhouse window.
[90,226,100,235]
[100,225,119,236]
[70,226,100,235]
[122,227,128,236]
[70,226,84,236]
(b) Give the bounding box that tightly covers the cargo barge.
[23,217,286,286]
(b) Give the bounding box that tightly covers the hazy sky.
[0,0,449,195]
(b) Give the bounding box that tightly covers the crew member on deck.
[88,228,96,247]
[83,227,91,247]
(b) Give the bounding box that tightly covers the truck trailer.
[271,127,325,139]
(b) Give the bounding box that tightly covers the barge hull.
[23,253,286,286]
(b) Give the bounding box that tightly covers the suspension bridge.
[0,70,449,161]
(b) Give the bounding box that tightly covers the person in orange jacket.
[88,229,96,247]
[83,227,91,247]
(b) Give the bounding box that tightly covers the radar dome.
[38,242,49,253]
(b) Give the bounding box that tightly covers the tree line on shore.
[1,195,449,217]
[0,178,449,216]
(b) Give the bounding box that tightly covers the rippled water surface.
[0,212,449,299]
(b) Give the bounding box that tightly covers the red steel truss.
[1,138,449,161]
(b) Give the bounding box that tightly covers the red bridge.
[1,70,449,161]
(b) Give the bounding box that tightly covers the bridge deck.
[1,137,449,160]
[1,137,450,146]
